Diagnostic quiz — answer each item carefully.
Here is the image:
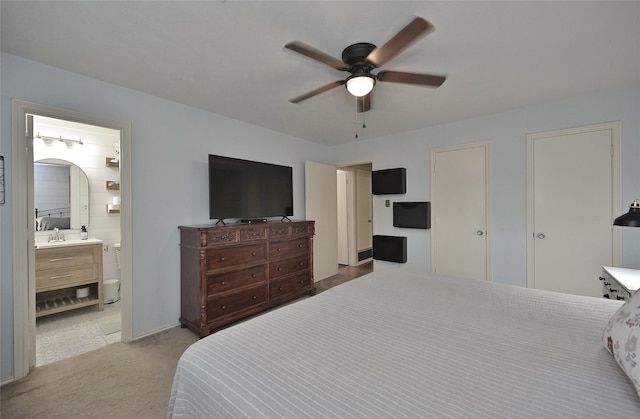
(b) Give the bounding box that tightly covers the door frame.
[12,99,133,380]
[526,121,622,289]
[431,141,492,280]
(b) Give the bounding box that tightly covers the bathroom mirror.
[34,159,89,230]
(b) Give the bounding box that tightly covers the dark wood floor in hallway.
[315,261,373,293]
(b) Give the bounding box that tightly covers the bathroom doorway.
[32,115,122,366]
[12,100,132,379]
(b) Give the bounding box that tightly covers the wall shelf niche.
[107,204,120,214]
[105,157,119,167]
[106,181,120,190]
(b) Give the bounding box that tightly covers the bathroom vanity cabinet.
[35,242,103,317]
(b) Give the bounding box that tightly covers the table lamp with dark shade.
[614,199,640,227]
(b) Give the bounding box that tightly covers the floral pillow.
[603,289,640,396]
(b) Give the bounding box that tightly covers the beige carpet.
[1,326,198,419]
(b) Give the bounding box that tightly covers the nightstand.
[600,266,640,301]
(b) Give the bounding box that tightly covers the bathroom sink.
[35,238,103,249]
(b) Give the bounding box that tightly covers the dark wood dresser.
[179,220,315,337]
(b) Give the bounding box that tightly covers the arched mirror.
[34,159,89,230]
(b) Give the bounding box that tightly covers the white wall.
[330,86,640,283]
[0,53,329,382]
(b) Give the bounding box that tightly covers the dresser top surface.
[179,220,313,230]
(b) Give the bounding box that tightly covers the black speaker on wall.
[373,235,407,263]
[393,202,430,229]
[371,168,406,195]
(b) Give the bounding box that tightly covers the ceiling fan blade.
[289,80,345,103]
[285,41,349,71]
[357,94,371,113]
[366,17,434,68]
[377,71,446,87]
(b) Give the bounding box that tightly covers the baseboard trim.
[131,321,182,342]
[1,376,16,387]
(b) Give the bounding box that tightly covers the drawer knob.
[221,281,226,285]
[221,305,226,310]
[610,288,618,293]
[278,287,283,291]
[278,267,282,271]
[252,252,256,256]
[299,262,304,266]
[252,295,257,300]
[220,257,226,261]
[251,274,256,278]
[298,244,303,248]
[599,276,606,281]
[277,248,282,252]
[617,296,625,300]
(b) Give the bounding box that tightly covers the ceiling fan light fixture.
[346,75,375,97]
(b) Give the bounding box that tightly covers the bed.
[35,207,71,230]
[168,269,640,418]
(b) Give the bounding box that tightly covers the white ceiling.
[2,1,639,146]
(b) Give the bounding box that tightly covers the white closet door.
[432,142,490,281]
[528,123,619,297]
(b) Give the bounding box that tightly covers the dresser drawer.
[239,227,267,242]
[207,265,267,296]
[270,254,310,279]
[36,245,98,270]
[206,229,239,246]
[207,285,267,319]
[270,272,310,300]
[206,243,267,270]
[36,264,99,290]
[268,225,291,239]
[269,238,309,259]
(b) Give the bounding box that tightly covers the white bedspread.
[168,269,640,418]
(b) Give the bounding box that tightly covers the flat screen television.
[393,202,430,229]
[208,155,293,223]
[371,168,406,195]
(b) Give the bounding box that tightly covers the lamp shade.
[346,75,375,97]
[614,199,640,227]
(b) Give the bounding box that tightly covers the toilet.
[104,243,121,304]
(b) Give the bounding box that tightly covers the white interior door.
[432,142,490,280]
[528,123,620,297]
[337,170,349,265]
[356,169,372,253]
[305,161,339,281]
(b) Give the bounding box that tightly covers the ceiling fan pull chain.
[354,97,360,138]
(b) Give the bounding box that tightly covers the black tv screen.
[372,168,406,195]
[208,155,293,221]
[393,202,430,229]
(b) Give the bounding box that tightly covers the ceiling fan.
[285,17,446,112]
